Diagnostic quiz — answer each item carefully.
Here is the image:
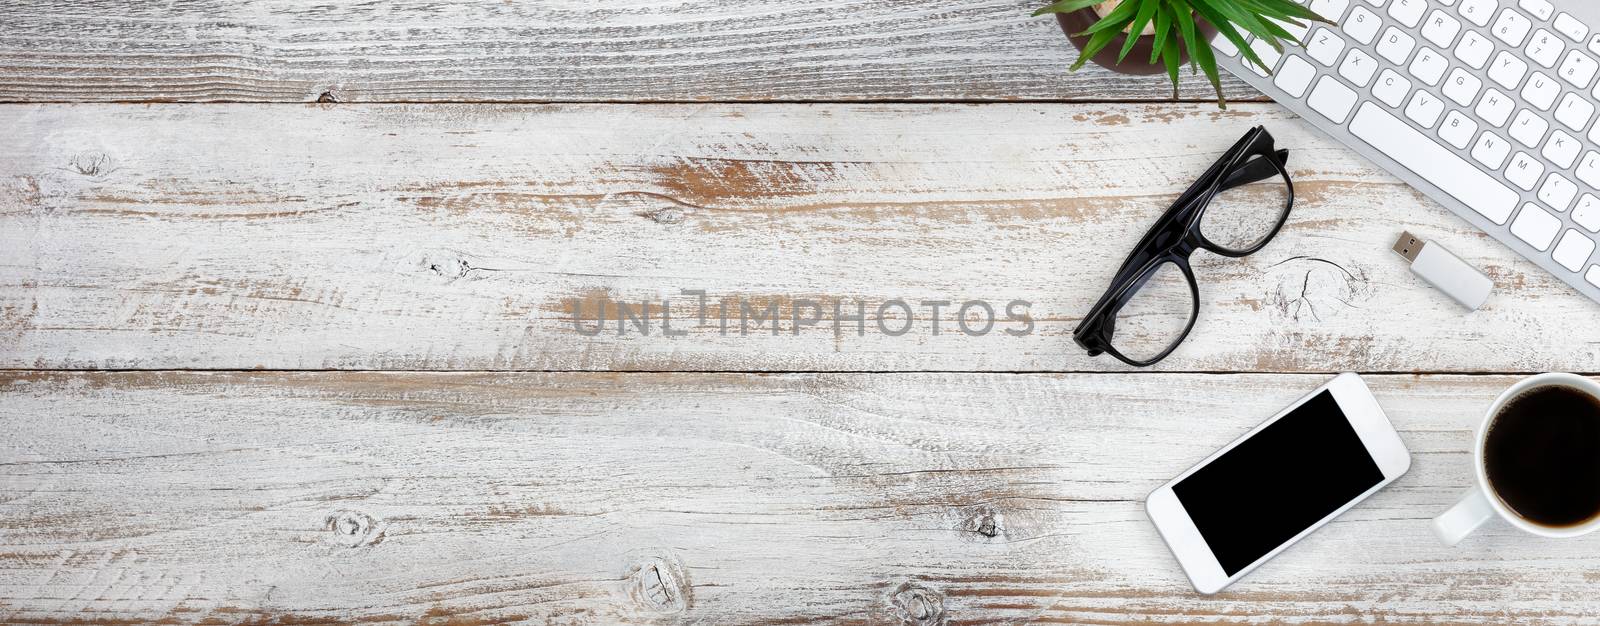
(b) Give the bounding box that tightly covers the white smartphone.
[1146,373,1410,594]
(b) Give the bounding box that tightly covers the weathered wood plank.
[0,0,1265,103]
[0,371,1591,623]
[2,103,1596,372]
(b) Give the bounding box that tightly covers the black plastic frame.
[1073,126,1294,367]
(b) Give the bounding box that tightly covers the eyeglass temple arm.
[1217,148,1290,192]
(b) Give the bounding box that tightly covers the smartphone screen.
[1172,390,1385,575]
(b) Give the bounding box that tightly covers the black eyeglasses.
[1073,126,1293,367]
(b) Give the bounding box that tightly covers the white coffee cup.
[1432,373,1600,546]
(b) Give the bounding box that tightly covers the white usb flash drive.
[1391,232,1494,311]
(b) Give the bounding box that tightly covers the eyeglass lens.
[1109,261,1195,363]
[1199,153,1292,253]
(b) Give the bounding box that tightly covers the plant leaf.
[1161,8,1183,98]
[1234,1,1307,41]
[1149,2,1172,65]
[1032,0,1106,17]
[1079,0,1142,35]
[1174,0,1201,73]
[1199,0,1270,39]
[1246,0,1332,24]
[1169,0,1199,73]
[1187,0,1271,72]
[1192,34,1226,108]
[1255,17,1297,43]
[1118,0,1162,63]
[1071,26,1125,70]
[1205,0,1282,51]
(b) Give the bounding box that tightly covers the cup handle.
[1432,488,1496,546]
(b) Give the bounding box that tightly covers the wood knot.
[68,152,115,177]
[399,248,486,282]
[325,510,385,548]
[316,90,340,103]
[639,206,686,225]
[427,258,470,280]
[963,506,1002,539]
[625,554,690,615]
[888,581,945,626]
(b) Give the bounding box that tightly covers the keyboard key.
[1311,0,1352,21]
[1409,48,1449,85]
[1544,129,1582,168]
[1213,33,1241,57]
[1389,0,1426,27]
[1576,194,1600,231]
[1510,109,1549,146]
[1505,152,1545,191]
[1521,72,1560,109]
[1350,103,1519,224]
[1476,88,1515,126]
[1378,27,1417,64]
[1492,8,1533,47]
[1489,51,1530,89]
[1538,173,1578,211]
[1555,13,1589,43]
[1553,230,1595,271]
[1558,50,1599,88]
[1518,0,1553,21]
[1591,34,1600,56]
[1577,151,1600,188]
[1457,31,1495,69]
[1440,110,1480,148]
[1423,10,1464,47]
[1556,92,1595,129]
[1373,69,1412,107]
[1309,76,1359,122]
[1588,264,1600,287]
[1340,49,1380,86]
[1307,29,1347,65]
[1526,30,1566,68]
[1511,203,1561,250]
[1346,6,1383,44]
[1275,55,1317,97]
[1473,131,1512,169]
[1460,0,1497,27]
[1405,91,1446,127]
[1248,38,1284,76]
[1443,68,1484,105]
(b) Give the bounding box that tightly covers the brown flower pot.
[1056,7,1219,75]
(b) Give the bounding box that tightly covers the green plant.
[1035,0,1331,107]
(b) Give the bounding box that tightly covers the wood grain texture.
[0,0,1266,103]
[1,371,1593,624]
[3,103,1597,372]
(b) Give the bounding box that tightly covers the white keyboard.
[1213,0,1600,303]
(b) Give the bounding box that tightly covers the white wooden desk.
[4,2,1600,624]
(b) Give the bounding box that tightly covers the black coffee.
[1484,384,1600,528]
